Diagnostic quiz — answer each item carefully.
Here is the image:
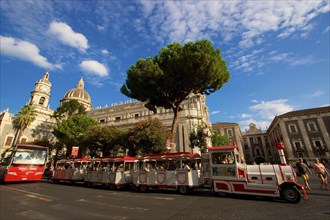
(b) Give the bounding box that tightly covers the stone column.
[317,117,330,151]
[279,121,294,160]
[297,119,314,158]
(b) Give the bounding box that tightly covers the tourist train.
[50,144,307,204]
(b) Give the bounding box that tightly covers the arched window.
[39,97,45,105]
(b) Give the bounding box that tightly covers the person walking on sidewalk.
[296,158,312,190]
[313,158,330,190]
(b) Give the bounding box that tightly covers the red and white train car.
[84,156,137,189]
[53,157,90,184]
[132,152,202,194]
[50,143,307,203]
[202,146,307,203]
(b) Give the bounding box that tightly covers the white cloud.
[270,52,316,66]
[239,119,270,132]
[139,1,328,48]
[79,60,108,77]
[304,90,325,99]
[210,110,220,115]
[249,99,293,120]
[231,49,266,72]
[241,113,253,119]
[0,36,61,69]
[48,21,89,52]
[238,99,295,131]
[97,25,105,32]
[323,26,330,34]
[101,49,109,54]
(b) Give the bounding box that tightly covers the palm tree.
[13,104,37,145]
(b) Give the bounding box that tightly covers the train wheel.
[178,186,189,195]
[109,184,116,190]
[85,181,92,188]
[281,186,301,203]
[216,191,228,197]
[139,185,148,193]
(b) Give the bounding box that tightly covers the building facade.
[267,106,330,165]
[0,71,55,151]
[1,71,329,162]
[241,123,274,164]
[0,71,212,154]
[212,122,244,156]
[212,106,330,165]
[88,93,212,153]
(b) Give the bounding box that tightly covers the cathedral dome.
[61,78,92,111]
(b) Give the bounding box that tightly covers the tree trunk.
[170,104,181,149]
[14,128,23,146]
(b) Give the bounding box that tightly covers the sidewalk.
[296,173,330,196]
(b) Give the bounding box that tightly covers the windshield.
[12,147,47,165]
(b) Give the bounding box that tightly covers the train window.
[212,152,235,164]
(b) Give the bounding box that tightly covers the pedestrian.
[313,158,330,190]
[296,158,312,190]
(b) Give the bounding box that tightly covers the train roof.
[207,146,238,151]
[142,152,200,160]
[15,144,48,149]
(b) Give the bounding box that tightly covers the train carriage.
[53,158,90,184]
[133,152,202,194]
[49,143,308,203]
[204,146,307,203]
[84,156,137,189]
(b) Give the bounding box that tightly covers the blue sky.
[1,1,329,132]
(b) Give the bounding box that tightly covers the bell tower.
[29,71,51,108]
[28,71,54,121]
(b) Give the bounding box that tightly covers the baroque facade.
[0,71,212,154]
[212,106,330,165]
[241,123,274,164]
[267,106,330,165]
[88,94,212,153]
[0,72,55,151]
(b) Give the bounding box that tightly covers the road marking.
[108,192,175,200]
[26,194,53,202]
[1,185,57,201]
[77,198,149,211]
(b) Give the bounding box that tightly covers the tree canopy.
[127,117,171,155]
[81,125,128,157]
[211,132,232,146]
[13,104,36,145]
[189,125,209,152]
[53,100,86,120]
[121,40,230,141]
[52,114,97,157]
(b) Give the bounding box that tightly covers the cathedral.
[0,71,212,154]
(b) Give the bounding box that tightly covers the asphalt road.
[0,175,329,220]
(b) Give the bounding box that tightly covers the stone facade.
[0,71,212,154]
[0,71,55,152]
[267,106,330,165]
[212,106,330,165]
[241,123,275,164]
[88,93,212,153]
[212,122,244,156]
